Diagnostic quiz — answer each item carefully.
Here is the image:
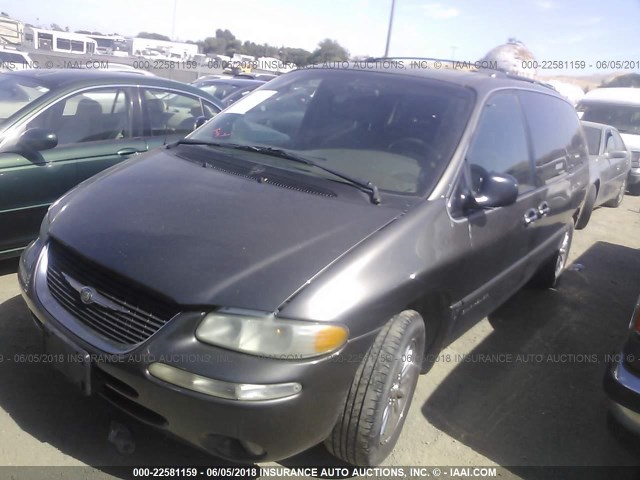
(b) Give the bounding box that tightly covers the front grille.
[46,240,179,346]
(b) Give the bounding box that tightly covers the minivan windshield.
[189,69,474,196]
[0,75,50,127]
[578,102,640,135]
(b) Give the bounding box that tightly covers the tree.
[308,39,349,64]
[281,47,312,66]
[137,32,171,41]
[50,23,64,31]
[199,36,221,55]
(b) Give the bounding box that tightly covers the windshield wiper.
[167,141,382,204]
[232,145,382,205]
[166,139,240,149]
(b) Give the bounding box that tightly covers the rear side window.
[519,91,586,184]
[466,92,533,194]
[582,125,601,156]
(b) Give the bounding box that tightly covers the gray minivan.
[19,64,589,465]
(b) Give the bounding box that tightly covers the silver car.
[576,120,631,229]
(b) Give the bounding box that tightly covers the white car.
[577,88,640,194]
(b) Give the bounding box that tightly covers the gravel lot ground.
[0,195,639,480]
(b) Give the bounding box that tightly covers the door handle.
[524,208,538,225]
[116,147,145,156]
[537,201,551,217]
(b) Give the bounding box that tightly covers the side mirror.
[472,170,519,209]
[609,150,628,159]
[19,128,58,152]
[194,116,207,130]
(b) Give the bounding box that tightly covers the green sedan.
[0,69,222,258]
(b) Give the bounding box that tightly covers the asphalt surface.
[0,195,639,480]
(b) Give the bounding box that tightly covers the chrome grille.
[46,241,179,346]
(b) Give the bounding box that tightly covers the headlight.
[195,311,349,359]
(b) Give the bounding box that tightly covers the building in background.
[86,34,128,56]
[0,15,24,46]
[23,27,97,54]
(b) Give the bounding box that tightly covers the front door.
[0,86,145,255]
[449,91,539,323]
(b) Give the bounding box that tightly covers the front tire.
[530,225,573,289]
[325,310,425,466]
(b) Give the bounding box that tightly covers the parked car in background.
[20,64,588,466]
[190,77,265,103]
[577,88,640,194]
[0,69,222,259]
[0,48,33,71]
[575,121,631,228]
[219,83,264,107]
[604,295,640,437]
[234,72,278,81]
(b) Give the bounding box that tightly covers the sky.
[3,0,640,75]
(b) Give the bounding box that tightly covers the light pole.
[171,0,177,40]
[384,0,396,57]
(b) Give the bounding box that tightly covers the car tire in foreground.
[325,310,425,466]
[604,179,626,208]
[530,224,574,289]
[575,185,597,230]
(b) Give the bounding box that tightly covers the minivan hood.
[48,149,402,312]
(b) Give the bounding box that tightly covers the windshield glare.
[190,69,474,196]
[578,102,640,135]
[0,75,50,127]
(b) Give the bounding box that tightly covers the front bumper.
[20,241,374,462]
[604,357,640,436]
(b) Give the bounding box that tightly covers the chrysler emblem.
[79,286,95,305]
[60,272,130,314]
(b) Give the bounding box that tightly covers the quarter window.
[519,91,586,184]
[466,92,533,195]
[143,89,208,137]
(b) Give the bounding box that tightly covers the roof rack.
[365,56,557,91]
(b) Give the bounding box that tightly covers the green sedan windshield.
[0,75,50,127]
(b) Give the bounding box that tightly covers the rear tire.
[604,179,626,208]
[575,185,596,230]
[324,310,425,466]
[530,225,573,289]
